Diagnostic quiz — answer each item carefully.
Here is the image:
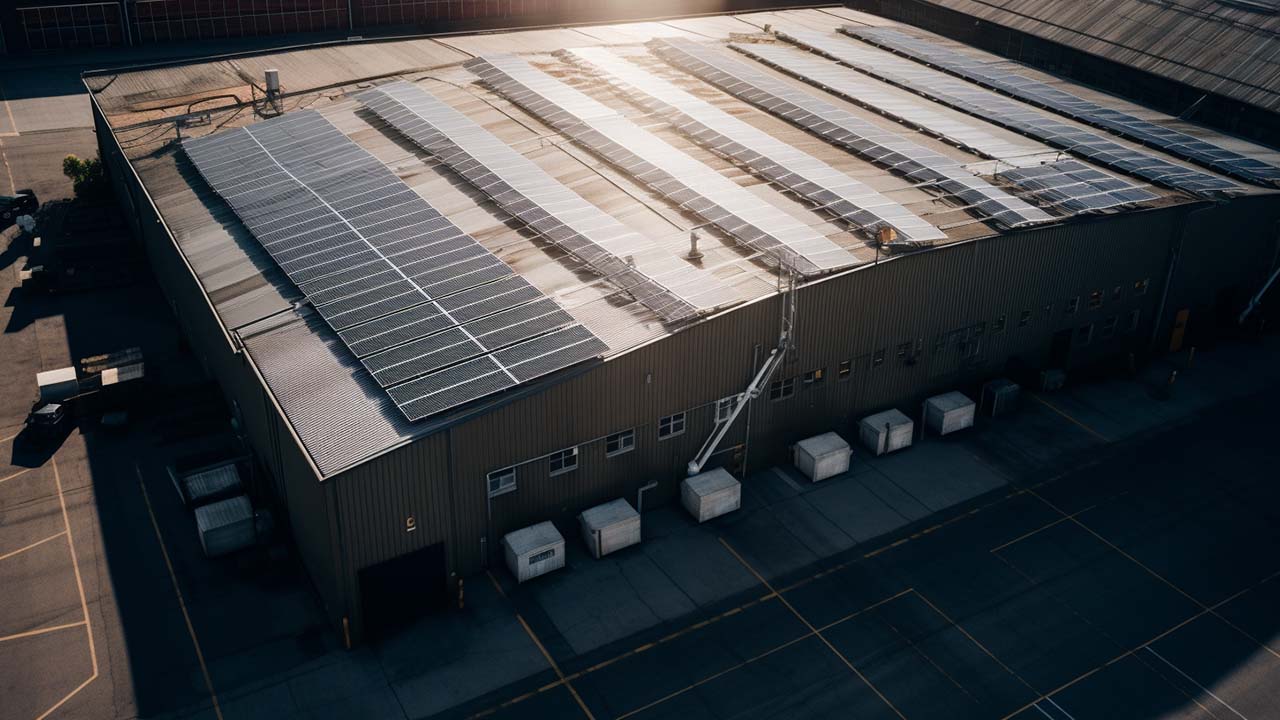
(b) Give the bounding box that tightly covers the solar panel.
[732,42,1155,215]
[776,30,1240,197]
[565,47,946,247]
[650,38,1054,230]
[464,53,860,276]
[183,110,606,422]
[357,80,739,323]
[845,26,1280,189]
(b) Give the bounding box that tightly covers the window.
[994,314,1007,332]
[529,548,556,565]
[1066,296,1080,315]
[1019,310,1032,327]
[715,396,736,424]
[1088,290,1103,309]
[1112,285,1123,301]
[1102,315,1118,339]
[1077,324,1094,346]
[838,360,852,379]
[769,377,796,400]
[488,466,517,497]
[873,349,885,367]
[1134,278,1149,296]
[549,447,578,476]
[658,412,686,439]
[803,368,825,386]
[1127,309,1141,333]
[606,429,635,457]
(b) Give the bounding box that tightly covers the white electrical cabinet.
[681,468,742,522]
[503,522,565,583]
[793,432,851,482]
[924,392,976,436]
[579,498,641,559]
[859,409,914,456]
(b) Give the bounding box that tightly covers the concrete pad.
[870,442,1006,512]
[720,506,819,583]
[856,472,931,522]
[804,478,910,544]
[214,683,300,720]
[767,494,855,559]
[641,526,758,608]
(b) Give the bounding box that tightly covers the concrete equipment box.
[503,521,565,583]
[194,495,255,557]
[925,392,976,436]
[859,409,914,456]
[579,498,641,559]
[793,432,851,482]
[681,468,742,522]
[982,379,1021,417]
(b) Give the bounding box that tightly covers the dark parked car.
[1,189,38,226]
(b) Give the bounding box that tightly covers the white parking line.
[1044,697,1077,720]
[1145,646,1250,720]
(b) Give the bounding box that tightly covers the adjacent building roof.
[88,6,1279,478]
[906,0,1280,114]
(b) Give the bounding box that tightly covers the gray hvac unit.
[173,461,243,508]
[579,498,641,559]
[983,379,1021,417]
[859,410,914,456]
[681,468,742,522]
[925,392,976,436]
[793,432,852,482]
[503,522,565,583]
[194,495,256,557]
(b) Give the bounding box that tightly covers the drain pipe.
[1151,203,1215,351]
[636,480,658,514]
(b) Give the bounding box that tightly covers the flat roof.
[90,6,1280,477]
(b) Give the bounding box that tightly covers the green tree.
[61,154,107,200]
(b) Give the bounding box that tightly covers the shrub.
[62,154,107,200]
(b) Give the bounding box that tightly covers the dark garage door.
[358,543,448,640]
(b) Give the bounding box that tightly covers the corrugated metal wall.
[328,200,1280,640]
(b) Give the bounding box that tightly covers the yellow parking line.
[0,620,86,644]
[136,465,223,720]
[719,537,908,720]
[1027,392,1110,443]
[0,530,67,562]
[0,468,32,485]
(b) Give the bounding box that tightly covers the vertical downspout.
[348,0,354,31]
[1151,203,1215,351]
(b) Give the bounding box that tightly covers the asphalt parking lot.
[3,51,1280,720]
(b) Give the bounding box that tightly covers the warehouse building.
[88,6,1280,642]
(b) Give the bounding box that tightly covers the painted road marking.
[0,621,86,644]
[1026,392,1110,443]
[1145,646,1250,720]
[0,468,32,485]
[0,530,67,562]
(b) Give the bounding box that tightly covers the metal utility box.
[859,409,914,456]
[503,522,565,583]
[793,432,851,482]
[194,495,256,557]
[1040,369,1065,391]
[579,498,641,559]
[37,367,79,403]
[982,379,1021,417]
[925,392,976,436]
[681,468,742,522]
[173,461,243,508]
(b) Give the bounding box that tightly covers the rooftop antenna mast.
[687,251,798,477]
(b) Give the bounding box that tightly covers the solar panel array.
[733,42,1156,214]
[565,46,946,247]
[778,30,1239,197]
[358,81,738,323]
[1002,161,1159,213]
[846,26,1280,189]
[183,110,606,422]
[464,53,859,276]
[650,38,1054,229]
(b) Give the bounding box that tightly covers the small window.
[1019,310,1032,327]
[1126,308,1141,333]
[1077,324,1094,346]
[1102,315,1118,338]
[715,396,736,424]
[1112,285,1123,300]
[803,368,825,386]
[606,429,635,457]
[658,412,686,439]
[1066,296,1080,315]
[487,466,516,497]
[549,447,578,476]
[1088,290,1103,309]
[529,548,556,565]
[838,360,852,379]
[994,314,1007,332]
[769,377,796,401]
[1134,278,1149,296]
[873,349,885,367]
